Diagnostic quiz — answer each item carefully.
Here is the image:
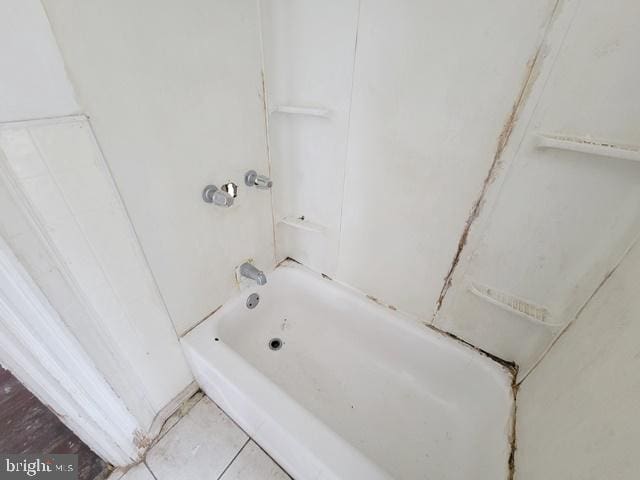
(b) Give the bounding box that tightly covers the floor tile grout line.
[215,438,251,480]
[205,396,292,478]
[250,438,293,479]
[144,395,291,479]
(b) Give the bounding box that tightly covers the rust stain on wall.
[508,381,519,480]
[433,44,546,319]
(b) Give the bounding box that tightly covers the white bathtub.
[181,261,514,480]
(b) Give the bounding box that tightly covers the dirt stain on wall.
[433,42,546,319]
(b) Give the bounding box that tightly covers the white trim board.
[0,234,144,465]
[0,115,196,466]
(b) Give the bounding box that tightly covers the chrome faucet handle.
[202,185,234,207]
[245,170,273,190]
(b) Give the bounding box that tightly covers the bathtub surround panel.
[337,0,558,322]
[261,0,360,275]
[260,0,640,385]
[183,262,513,480]
[436,0,640,377]
[0,118,192,429]
[42,0,276,334]
[0,0,78,122]
[515,236,640,479]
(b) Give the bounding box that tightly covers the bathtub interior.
[200,261,514,480]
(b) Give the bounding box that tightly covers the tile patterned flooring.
[109,395,290,480]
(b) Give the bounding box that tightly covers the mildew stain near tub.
[433,36,548,320]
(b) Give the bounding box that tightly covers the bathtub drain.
[268,337,283,351]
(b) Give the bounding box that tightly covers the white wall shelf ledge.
[535,133,640,163]
[278,216,327,234]
[467,281,563,328]
[269,105,331,118]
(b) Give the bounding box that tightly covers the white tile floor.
[109,395,291,480]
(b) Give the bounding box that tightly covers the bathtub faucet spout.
[239,262,267,286]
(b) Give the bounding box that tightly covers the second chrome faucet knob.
[245,170,273,190]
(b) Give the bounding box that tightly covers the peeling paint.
[124,391,205,472]
[133,429,152,450]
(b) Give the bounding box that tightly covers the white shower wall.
[261,0,359,275]
[438,0,640,376]
[42,0,276,335]
[263,0,640,377]
[337,0,555,323]
[0,0,79,122]
[263,0,558,367]
[515,236,640,479]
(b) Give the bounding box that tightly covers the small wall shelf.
[467,281,563,328]
[269,105,331,118]
[278,216,327,234]
[535,133,640,163]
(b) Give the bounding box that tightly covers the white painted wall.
[42,0,276,335]
[0,0,78,122]
[515,236,640,479]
